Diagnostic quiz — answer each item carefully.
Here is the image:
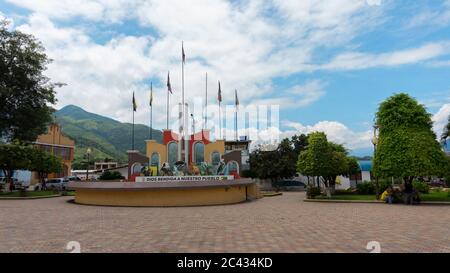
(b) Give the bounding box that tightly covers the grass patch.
[420,191,450,202]
[313,190,450,202]
[63,191,76,196]
[0,191,60,197]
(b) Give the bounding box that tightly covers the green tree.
[297,132,354,196]
[325,142,350,193]
[29,148,63,187]
[291,134,308,154]
[0,144,33,190]
[0,20,61,142]
[373,93,449,185]
[297,132,330,189]
[347,157,361,184]
[248,138,298,186]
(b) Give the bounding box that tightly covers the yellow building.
[34,123,75,180]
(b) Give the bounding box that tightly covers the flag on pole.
[235,89,239,109]
[167,72,172,94]
[218,81,222,102]
[132,91,137,112]
[149,82,153,107]
[182,41,186,64]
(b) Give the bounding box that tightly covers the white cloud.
[432,103,450,137]
[16,14,155,125]
[5,0,140,23]
[405,0,450,29]
[5,0,448,133]
[322,42,450,70]
[282,120,373,150]
[0,11,14,28]
[289,80,326,107]
[428,59,450,68]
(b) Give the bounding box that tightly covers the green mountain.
[55,105,162,167]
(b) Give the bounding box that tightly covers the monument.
[68,42,261,207]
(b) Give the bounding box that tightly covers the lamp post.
[371,124,379,198]
[86,148,92,181]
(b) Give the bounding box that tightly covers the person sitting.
[380,186,394,204]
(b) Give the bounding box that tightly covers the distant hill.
[55,105,162,167]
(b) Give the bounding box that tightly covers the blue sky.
[1,0,450,156]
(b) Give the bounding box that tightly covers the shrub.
[412,180,430,194]
[377,179,393,193]
[391,188,404,203]
[356,181,375,195]
[334,189,356,195]
[306,186,321,199]
[99,171,125,181]
[445,175,450,188]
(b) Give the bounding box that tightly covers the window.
[227,161,239,173]
[132,163,142,174]
[194,142,205,164]
[151,153,160,167]
[211,152,221,166]
[167,142,178,167]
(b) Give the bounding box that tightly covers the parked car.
[13,179,27,189]
[428,178,446,188]
[66,176,81,182]
[0,177,18,184]
[0,177,19,186]
[275,180,307,191]
[45,178,69,191]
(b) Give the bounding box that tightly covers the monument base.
[68,179,261,207]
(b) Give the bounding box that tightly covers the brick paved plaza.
[0,192,449,253]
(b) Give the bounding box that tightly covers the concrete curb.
[262,192,283,197]
[304,199,450,205]
[0,194,63,200]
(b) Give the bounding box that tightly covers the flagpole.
[150,82,153,140]
[234,90,238,141]
[218,80,222,140]
[235,89,238,141]
[204,72,207,130]
[182,41,189,165]
[132,95,135,150]
[150,104,153,140]
[182,41,185,162]
[167,75,169,130]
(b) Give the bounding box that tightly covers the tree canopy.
[0,20,60,142]
[29,148,63,184]
[0,144,33,180]
[248,135,307,182]
[297,132,356,193]
[373,93,449,183]
[0,144,63,188]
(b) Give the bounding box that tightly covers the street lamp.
[86,148,92,181]
[372,124,379,198]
